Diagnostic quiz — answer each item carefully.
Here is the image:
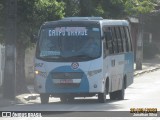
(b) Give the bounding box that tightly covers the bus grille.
[53,83,80,88]
[52,72,83,88]
[52,72,83,79]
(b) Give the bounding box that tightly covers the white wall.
[25,47,35,84]
[0,45,35,86]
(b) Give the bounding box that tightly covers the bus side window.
[103,27,114,54]
[124,27,132,51]
[120,27,126,52]
[126,27,132,51]
[124,27,129,52]
[115,27,123,53]
[111,27,118,54]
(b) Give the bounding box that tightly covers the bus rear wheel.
[109,83,125,100]
[40,93,49,104]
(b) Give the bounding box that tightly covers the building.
[127,17,139,61]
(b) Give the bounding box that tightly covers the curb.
[23,94,39,101]
[16,94,39,104]
[134,66,160,77]
[13,94,40,105]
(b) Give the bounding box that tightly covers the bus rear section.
[102,20,134,101]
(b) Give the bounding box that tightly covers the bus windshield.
[37,26,101,62]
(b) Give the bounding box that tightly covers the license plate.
[60,79,73,84]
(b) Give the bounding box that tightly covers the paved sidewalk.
[134,55,160,76]
[1,56,160,108]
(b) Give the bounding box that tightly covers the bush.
[143,42,159,59]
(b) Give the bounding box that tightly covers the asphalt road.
[1,70,160,117]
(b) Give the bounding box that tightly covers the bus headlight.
[35,70,39,75]
[34,70,47,78]
[88,69,102,77]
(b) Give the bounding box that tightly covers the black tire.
[98,86,107,103]
[110,82,125,100]
[109,91,118,100]
[40,94,49,104]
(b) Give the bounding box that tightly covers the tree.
[63,0,80,17]
[63,0,126,18]
[0,0,5,44]
[79,0,93,16]
[123,0,157,69]
[15,0,65,94]
[101,0,126,18]
[124,0,156,16]
[34,0,65,23]
[1,0,158,94]
[0,0,65,94]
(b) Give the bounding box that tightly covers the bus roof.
[42,17,129,28]
[60,17,103,21]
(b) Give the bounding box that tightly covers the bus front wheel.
[98,87,107,103]
[40,93,49,104]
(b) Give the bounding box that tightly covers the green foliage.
[79,0,93,16]
[124,0,156,16]
[16,0,65,49]
[16,0,36,48]
[63,0,111,17]
[0,0,158,47]
[63,0,80,16]
[65,0,126,18]
[94,4,105,16]
[0,0,65,48]
[35,0,65,21]
[95,0,126,18]
[79,0,105,17]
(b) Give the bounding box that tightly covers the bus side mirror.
[30,34,38,43]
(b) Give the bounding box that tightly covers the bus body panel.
[34,57,104,94]
[34,17,134,99]
[34,52,133,95]
[124,52,134,87]
[102,52,134,93]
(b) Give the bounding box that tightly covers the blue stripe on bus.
[124,52,134,73]
[45,66,89,93]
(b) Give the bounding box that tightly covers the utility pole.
[136,14,143,70]
[3,0,17,99]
